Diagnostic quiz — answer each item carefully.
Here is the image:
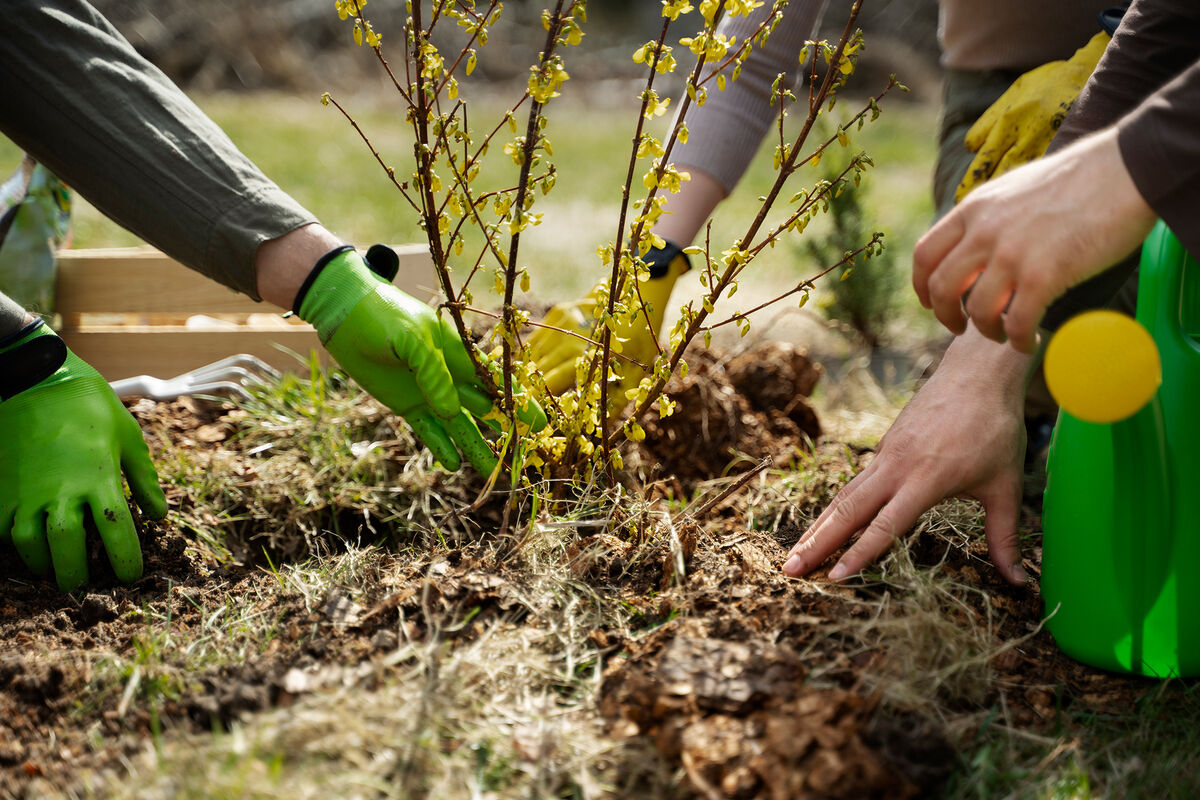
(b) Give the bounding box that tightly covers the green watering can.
[1042,221,1200,677]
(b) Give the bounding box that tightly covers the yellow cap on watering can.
[1044,309,1161,424]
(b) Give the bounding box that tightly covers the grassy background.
[0,85,939,335]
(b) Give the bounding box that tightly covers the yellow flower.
[662,0,694,21]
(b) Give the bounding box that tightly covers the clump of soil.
[637,342,822,485]
[600,625,930,799]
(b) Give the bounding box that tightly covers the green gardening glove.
[0,321,167,591]
[296,246,544,475]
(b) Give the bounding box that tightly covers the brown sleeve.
[1042,0,1200,327]
[1056,0,1200,253]
[1048,0,1200,155]
[1116,59,1200,254]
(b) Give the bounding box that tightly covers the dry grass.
[850,505,1034,712]
[112,609,615,798]
[155,364,481,566]
[92,388,670,798]
[81,539,645,799]
[55,367,1196,800]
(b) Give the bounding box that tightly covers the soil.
[0,341,1179,798]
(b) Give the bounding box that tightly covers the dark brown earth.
[0,341,1183,798]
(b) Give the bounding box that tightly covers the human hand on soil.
[0,323,167,592]
[914,128,1156,353]
[782,326,1032,586]
[296,245,543,476]
[527,242,689,412]
[955,32,1109,202]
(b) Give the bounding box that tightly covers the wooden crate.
[55,245,436,381]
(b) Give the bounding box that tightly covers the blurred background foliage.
[89,0,940,97]
[2,0,946,351]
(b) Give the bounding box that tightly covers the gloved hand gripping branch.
[294,245,544,476]
[0,320,167,591]
[529,241,691,412]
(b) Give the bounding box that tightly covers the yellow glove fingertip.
[542,362,578,396]
[962,118,989,153]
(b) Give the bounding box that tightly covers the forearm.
[652,168,727,246]
[938,322,1037,399]
[670,0,825,193]
[0,0,316,300]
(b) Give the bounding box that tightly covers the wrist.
[0,291,35,341]
[645,240,691,280]
[294,248,382,343]
[254,223,346,310]
[946,324,1036,387]
[653,167,727,245]
[0,316,45,350]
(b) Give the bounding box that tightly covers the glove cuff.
[0,316,44,349]
[291,244,356,316]
[1098,5,1126,36]
[645,240,690,279]
[0,321,68,401]
[295,246,398,344]
[292,244,403,316]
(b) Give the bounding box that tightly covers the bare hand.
[782,327,1032,585]
[913,128,1156,353]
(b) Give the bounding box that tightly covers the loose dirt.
[0,342,1181,798]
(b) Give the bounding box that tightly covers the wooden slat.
[55,244,437,315]
[53,244,440,381]
[61,326,329,381]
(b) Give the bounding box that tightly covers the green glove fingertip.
[91,494,144,583]
[446,411,499,477]
[407,410,464,471]
[45,504,88,592]
[0,504,13,546]
[120,430,168,519]
[10,512,52,576]
[459,385,495,420]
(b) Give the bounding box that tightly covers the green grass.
[945,682,1200,799]
[1,85,938,312]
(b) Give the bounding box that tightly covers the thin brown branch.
[701,233,883,332]
[617,1,869,439]
[677,457,771,523]
[409,0,498,396]
[323,93,420,215]
[502,0,569,420]
[590,9,682,470]
[458,306,649,369]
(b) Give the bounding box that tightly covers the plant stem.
[407,1,499,395]
[617,0,868,441]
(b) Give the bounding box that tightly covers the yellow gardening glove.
[956,31,1110,203]
[528,242,689,410]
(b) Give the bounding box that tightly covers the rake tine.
[184,380,256,400]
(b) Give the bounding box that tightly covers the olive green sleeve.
[0,0,317,299]
[0,291,30,342]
